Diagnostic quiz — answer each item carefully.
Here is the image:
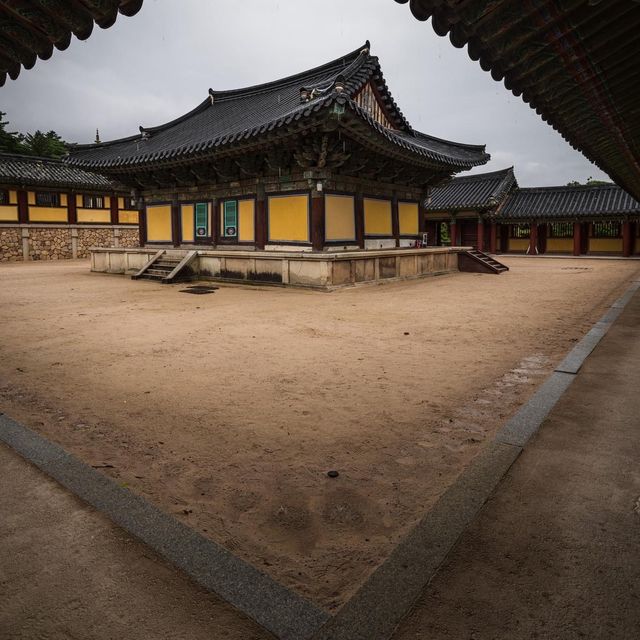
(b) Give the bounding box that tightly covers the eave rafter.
[395,0,640,200]
[0,0,144,85]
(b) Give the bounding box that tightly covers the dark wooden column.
[622,220,632,257]
[171,199,181,247]
[391,193,400,247]
[489,222,497,253]
[477,218,484,251]
[110,194,119,225]
[355,192,364,249]
[310,189,325,252]
[210,197,218,246]
[17,189,28,224]
[418,194,428,237]
[137,197,146,247]
[449,217,457,247]
[573,222,581,256]
[255,184,266,250]
[528,223,539,255]
[67,193,77,224]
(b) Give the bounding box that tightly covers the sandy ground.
[0,257,638,610]
[0,443,271,640]
[392,289,640,640]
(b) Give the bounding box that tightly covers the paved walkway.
[0,443,272,640]
[393,289,640,639]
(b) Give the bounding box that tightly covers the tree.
[23,130,67,158]
[0,111,27,154]
[566,176,610,187]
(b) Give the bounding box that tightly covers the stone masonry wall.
[29,227,73,260]
[0,225,140,262]
[77,228,115,258]
[0,228,22,262]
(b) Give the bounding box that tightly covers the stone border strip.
[0,414,329,640]
[310,279,640,640]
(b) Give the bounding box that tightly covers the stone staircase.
[132,250,197,283]
[458,249,509,274]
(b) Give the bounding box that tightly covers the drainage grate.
[179,285,219,295]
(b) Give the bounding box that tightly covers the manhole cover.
[186,285,219,291]
[179,288,216,295]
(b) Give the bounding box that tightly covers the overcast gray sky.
[1,0,609,187]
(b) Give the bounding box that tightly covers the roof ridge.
[515,183,618,192]
[444,166,514,182]
[410,129,487,153]
[0,151,66,164]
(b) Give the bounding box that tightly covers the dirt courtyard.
[0,257,638,610]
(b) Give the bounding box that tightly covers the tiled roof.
[0,1,143,87]
[67,43,489,172]
[0,153,119,191]
[498,184,640,220]
[426,167,517,211]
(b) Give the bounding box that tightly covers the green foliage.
[566,176,609,187]
[0,111,67,158]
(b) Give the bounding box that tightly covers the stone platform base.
[90,246,466,290]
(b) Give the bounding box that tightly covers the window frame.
[34,191,60,207]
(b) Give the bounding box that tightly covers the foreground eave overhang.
[394,0,640,201]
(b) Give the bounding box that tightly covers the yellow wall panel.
[398,201,419,235]
[364,198,392,236]
[268,194,309,242]
[589,238,623,253]
[9,190,17,205]
[0,205,18,221]
[77,208,110,223]
[146,205,172,242]
[508,238,529,252]
[29,207,68,222]
[239,199,255,242]
[118,210,139,224]
[546,238,573,253]
[76,194,83,208]
[118,197,124,209]
[59,194,67,206]
[105,196,111,208]
[325,195,355,241]
[28,191,35,205]
[181,204,194,242]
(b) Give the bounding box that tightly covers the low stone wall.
[0,225,139,262]
[90,246,462,290]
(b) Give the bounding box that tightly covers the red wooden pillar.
[418,195,428,238]
[17,189,28,224]
[171,200,181,248]
[450,219,457,247]
[573,222,581,256]
[110,194,119,225]
[622,220,632,257]
[489,222,497,253]
[210,198,218,246]
[477,218,484,251]
[528,223,538,255]
[391,194,400,248]
[355,193,365,249]
[255,188,267,250]
[67,193,77,224]
[138,199,147,247]
[310,189,325,252]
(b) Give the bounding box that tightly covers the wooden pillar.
[210,197,218,246]
[67,192,77,224]
[110,194,118,225]
[391,193,400,248]
[418,195,427,237]
[17,189,28,224]
[528,223,538,255]
[310,189,325,252]
[171,199,181,247]
[622,220,632,257]
[137,198,146,247]
[477,218,484,251]
[573,222,581,256]
[489,222,497,253]
[450,218,457,247]
[355,192,365,249]
[255,185,267,250]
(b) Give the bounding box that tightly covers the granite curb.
[0,414,329,640]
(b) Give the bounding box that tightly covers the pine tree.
[23,130,67,158]
[0,111,27,154]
